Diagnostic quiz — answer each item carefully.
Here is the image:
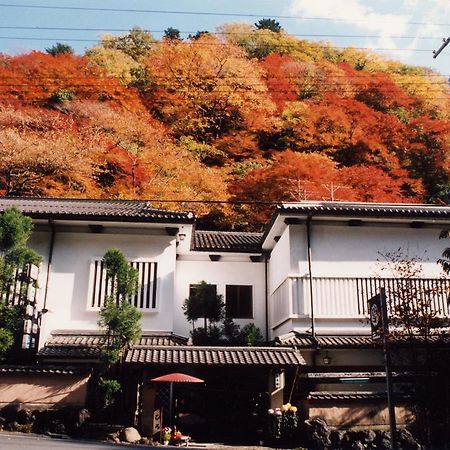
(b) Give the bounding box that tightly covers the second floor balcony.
[270,275,450,331]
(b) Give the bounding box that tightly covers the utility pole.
[433,36,450,58]
[368,288,397,450]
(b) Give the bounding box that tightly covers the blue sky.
[0,0,449,76]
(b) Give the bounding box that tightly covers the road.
[0,432,271,449]
[0,433,157,450]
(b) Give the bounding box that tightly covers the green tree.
[98,248,142,365]
[101,27,155,61]
[183,281,224,339]
[164,27,181,41]
[255,18,282,33]
[0,207,41,355]
[45,43,74,56]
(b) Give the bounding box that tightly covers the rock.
[375,431,392,450]
[119,426,141,443]
[304,417,331,449]
[53,422,66,434]
[397,429,421,450]
[0,404,19,422]
[330,430,345,448]
[17,408,35,425]
[8,421,20,432]
[15,423,33,433]
[351,440,364,450]
[139,437,151,444]
[106,432,121,443]
[74,408,90,428]
[357,429,376,444]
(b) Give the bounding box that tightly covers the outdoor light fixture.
[322,351,331,365]
[178,227,186,241]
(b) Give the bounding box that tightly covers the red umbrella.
[151,372,204,383]
[151,372,204,425]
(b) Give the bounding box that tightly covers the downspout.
[42,219,55,312]
[306,215,315,338]
[264,252,269,341]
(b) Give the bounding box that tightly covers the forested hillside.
[0,23,449,229]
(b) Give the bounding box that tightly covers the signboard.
[368,293,383,341]
[153,408,162,435]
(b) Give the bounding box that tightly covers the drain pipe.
[264,252,269,341]
[42,219,56,313]
[306,215,315,338]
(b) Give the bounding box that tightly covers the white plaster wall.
[39,230,177,346]
[309,224,444,278]
[269,222,447,337]
[268,227,292,294]
[174,258,266,338]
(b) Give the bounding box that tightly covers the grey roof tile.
[125,346,305,366]
[38,331,188,359]
[0,364,88,375]
[193,230,262,253]
[0,197,194,223]
[278,202,450,219]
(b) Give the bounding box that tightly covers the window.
[226,285,253,319]
[90,260,158,310]
[189,283,217,300]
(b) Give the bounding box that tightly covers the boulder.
[397,429,421,450]
[330,430,346,448]
[375,431,392,450]
[351,441,364,450]
[73,408,90,428]
[356,429,376,444]
[304,417,331,449]
[17,408,35,425]
[119,426,141,443]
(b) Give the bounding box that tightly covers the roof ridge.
[195,230,263,235]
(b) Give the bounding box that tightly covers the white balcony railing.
[270,275,450,329]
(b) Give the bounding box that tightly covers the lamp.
[322,351,331,365]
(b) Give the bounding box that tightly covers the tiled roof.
[275,332,450,348]
[0,198,194,223]
[307,391,390,401]
[278,202,450,219]
[307,391,410,401]
[274,332,376,348]
[125,346,305,366]
[40,331,305,366]
[38,331,188,359]
[193,230,263,253]
[0,365,88,375]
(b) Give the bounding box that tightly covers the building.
[0,197,448,438]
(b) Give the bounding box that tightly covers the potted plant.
[162,426,172,445]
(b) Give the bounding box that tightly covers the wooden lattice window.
[90,260,158,310]
[0,264,40,350]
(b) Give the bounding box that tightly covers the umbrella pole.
[169,382,174,427]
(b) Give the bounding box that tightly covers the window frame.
[225,284,254,319]
[87,257,158,312]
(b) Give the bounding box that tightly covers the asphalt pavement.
[0,432,276,450]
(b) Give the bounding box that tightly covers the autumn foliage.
[0,25,448,229]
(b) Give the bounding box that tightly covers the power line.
[0,3,448,27]
[0,26,444,40]
[0,35,443,53]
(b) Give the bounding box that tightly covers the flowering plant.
[162,426,172,441]
[268,403,299,440]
